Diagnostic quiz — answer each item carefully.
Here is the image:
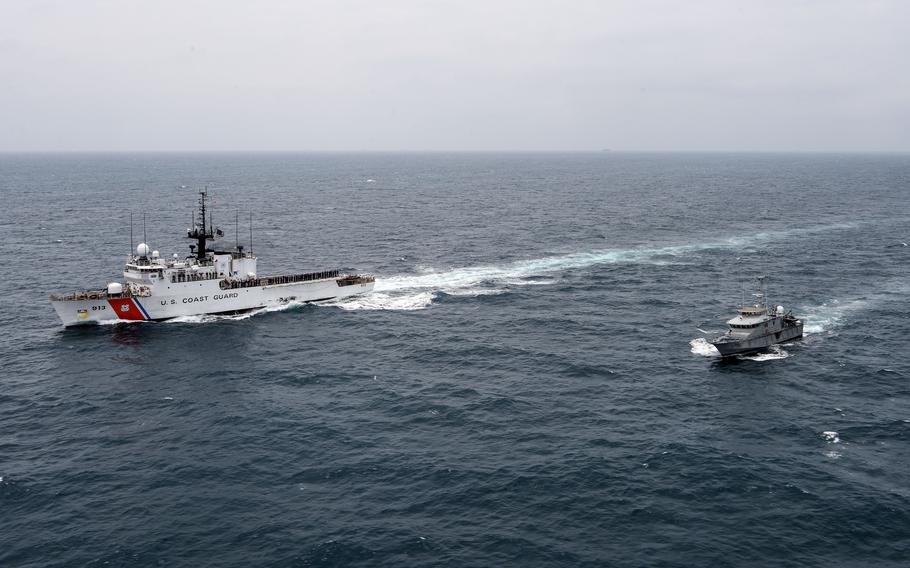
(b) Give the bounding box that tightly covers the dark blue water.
[1,153,909,567]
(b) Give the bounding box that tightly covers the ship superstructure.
[710,276,803,357]
[50,190,374,326]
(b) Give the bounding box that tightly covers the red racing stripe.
[108,298,147,320]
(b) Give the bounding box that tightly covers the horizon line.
[1,149,909,155]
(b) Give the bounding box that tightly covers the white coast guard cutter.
[50,190,374,326]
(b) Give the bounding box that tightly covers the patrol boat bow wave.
[50,190,375,326]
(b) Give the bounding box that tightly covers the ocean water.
[1,152,908,567]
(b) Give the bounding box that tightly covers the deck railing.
[50,288,135,301]
[219,269,345,290]
[51,269,375,300]
[170,271,219,284]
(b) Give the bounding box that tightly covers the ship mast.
[187,189,215,260]
[753,275,768,310]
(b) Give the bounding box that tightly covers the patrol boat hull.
[711,322,803,357]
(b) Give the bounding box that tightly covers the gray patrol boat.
[710,276,803,357]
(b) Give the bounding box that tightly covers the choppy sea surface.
[1,152,908,567]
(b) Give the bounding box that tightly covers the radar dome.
[107,282,123,295]
[136,243,150,256]
[777,305,785,316]
[152,250,160,258]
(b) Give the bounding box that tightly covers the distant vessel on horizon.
[50,189,374,326]
[710,276,803,357]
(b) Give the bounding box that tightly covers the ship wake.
[164,303,303,324]
[330,222,858,311]
[798,279,908,335]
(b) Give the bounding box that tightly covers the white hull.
[52,278,373,326]
[50,189,375,327]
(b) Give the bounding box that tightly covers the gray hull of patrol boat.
[711,320,804,357]
[710,276,804,358]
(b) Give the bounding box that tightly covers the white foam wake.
[330,223,857,311]
[329,248,673,311]
[822,431,840,443]
[690,338,720,357]
[108,222,861,321]
[799,299,868,335]
[327,291,438,311]
[164,301,304,324]
[799,279,910,334]
[799,280,910,334]
[740,345,789,361]
[98,318,144,326]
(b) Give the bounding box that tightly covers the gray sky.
[2,0,908,151]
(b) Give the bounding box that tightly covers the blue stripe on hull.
[133,299,152,320]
